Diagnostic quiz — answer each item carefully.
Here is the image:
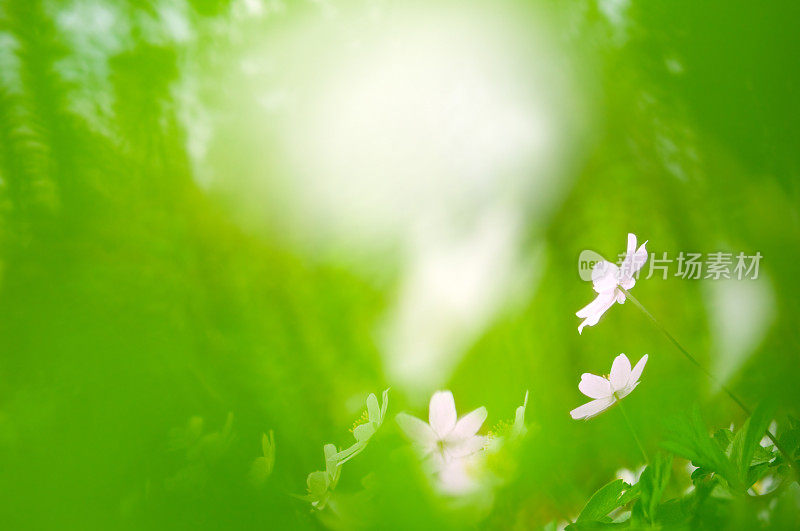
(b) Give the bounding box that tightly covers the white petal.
[626,233,637,257]
[429,391,457,437]
[450,407,487,440]
[424,450,447,473]
[620,234,648,279]
[616,380,640,400]
[629,354,648,386]
[578,373,613,399]
[511,391,529,438]
[577,291,617,334]
[366,393,379,421]
[446,435,486,458]
[380,388,390,419]
[576,290,616,318]
[353,423,376,443]
[609,354,632,391]
[592,261,620,293]
[570,396,616,420]
[324,443,338,461]
[632,241,649,273]
[437,456,480,495]
[396,413,437,447]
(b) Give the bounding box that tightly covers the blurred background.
[0,0,798,528]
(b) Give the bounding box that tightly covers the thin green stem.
[618,286,800,482]
[618,287,749,413]
[617,397,649,465]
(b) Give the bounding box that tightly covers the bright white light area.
[221,2,585,397]
[270,4,568,248]
[705,277,775,386]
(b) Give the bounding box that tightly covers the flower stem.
[617,397,649,465]
[618,286,800,482]
[618,287,748,413]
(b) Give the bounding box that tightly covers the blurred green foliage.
[0,0,798,529]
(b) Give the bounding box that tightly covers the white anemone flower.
[396,390,487,470]
[305,443,341,509]
[333,388,390,464]
[577,233,648,334]
[570,353,648,420]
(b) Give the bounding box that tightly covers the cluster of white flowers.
[302,389,390,509]
[297,233,652,509]
[333,388,390,464]
[570,234,650,420]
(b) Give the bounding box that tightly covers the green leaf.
[639,453,672,523]
[712,428,733,453]
[576,479,631,523]
[662,406,741,491]
[617,482,641,507]
[750,445,775,467]
[654,498,693,527]
[691,467,712,482]
[729,402,774,487]
[778,426,800,460]
[746,462,771,487]
[261,430,276,461]
[566,522,627,530]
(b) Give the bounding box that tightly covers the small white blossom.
[305,443,341,509]
[333,388,390,464]
[396,390,487,471]
[570,354,648,420]
[576,233,648,334]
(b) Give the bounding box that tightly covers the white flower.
[396,390,487,470]
[305,443,341,509]
[570,353,648,420]
[576,233,648,334]
[333,388,390,464]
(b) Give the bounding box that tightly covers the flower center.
[487,419,512,440]
[349,409,370,432]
